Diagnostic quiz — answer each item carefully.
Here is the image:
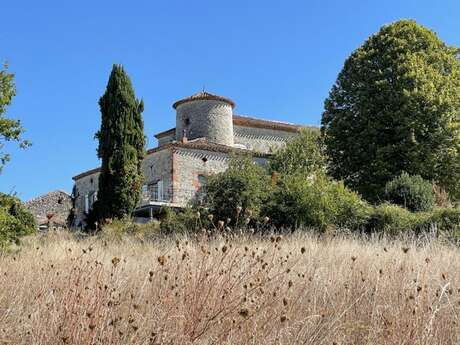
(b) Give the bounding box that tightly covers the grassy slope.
[1,231,459,345]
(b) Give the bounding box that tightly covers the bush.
[204,156,271,225]
[0,193,36,249]
[365,203,429,235]
[426,207,460,231]
[384,173,435,212]
[264,174,370,230]
[101,217,160,241]
[158,207,203,235]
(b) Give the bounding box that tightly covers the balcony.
[139,185,206,208]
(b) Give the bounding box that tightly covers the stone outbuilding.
[72,91,307,227]
[24,190,73,230]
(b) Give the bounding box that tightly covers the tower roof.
[172,91,235,109]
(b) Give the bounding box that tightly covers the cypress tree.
[92,64,145,223]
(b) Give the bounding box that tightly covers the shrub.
[101,217,160,241]
[0,193,36,249]
[425,207,460,231]
[365,203,431,235]
[158,207,202,234]
[204,156,270,225]
[264,174,370,230]
[384,173,435,212]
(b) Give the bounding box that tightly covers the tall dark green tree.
[322,20,460,201]
[92,65,145,223]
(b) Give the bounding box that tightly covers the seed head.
[157,256,167,266]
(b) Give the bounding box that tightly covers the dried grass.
[1,230,460,344]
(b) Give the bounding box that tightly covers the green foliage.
[101,217,160,241]
[384,173,435,212]
[264,174,370,230]
[0,63,30,172]
[365,203,428,235]
[366,203,460,234]
[0,193,35,249]
[204,156,271,225]
[158,207,202,235]
[90,65,146,227]
[269,128,326,176]
[426,207,460,231]
[322,20,460,201]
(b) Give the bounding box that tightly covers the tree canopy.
[0,63,30,172]
[269,128,326,177]
[90,65,145,224]
[321,20,460,201]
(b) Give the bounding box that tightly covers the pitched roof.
[25,190,71,204]
[72,167,101,181]
[154,128,175,139]
[73,139,269,181]
[172,91,236,109]
[233,114,304,133]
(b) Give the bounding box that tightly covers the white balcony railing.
[140,185,206,206]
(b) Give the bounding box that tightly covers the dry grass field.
[1,230,460,345]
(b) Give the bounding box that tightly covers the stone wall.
[24,190,73,228]
[233,125,297,153]
[73,171,100,227]
[175,100,234,146]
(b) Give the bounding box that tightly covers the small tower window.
[185,118,190,126]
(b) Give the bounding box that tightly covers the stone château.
[72,91,305,227]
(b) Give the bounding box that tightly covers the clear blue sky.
[1,0,459,201]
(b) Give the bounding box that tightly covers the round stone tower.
[173,91,235,146]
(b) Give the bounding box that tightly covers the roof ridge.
[172,91,235,109]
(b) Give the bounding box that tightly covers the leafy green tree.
[0,193,35,249]
[203,156,270,225]
[0,63,30,172]
[269,128,326,177]
[90,65,145,224]
[322,20,460,201]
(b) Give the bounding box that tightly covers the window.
[197,175,208,201]
[198,175,208,190]
[141,184,148,201]
[84,191,97,214]
[84,194,89,214]
[146,180,164,202]
[157,180,164,201]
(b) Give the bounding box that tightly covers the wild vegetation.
[2,230,460,345]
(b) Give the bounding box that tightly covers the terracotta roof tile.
[172,91,235,109]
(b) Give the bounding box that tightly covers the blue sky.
[1,0,459,200]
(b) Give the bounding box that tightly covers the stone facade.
[24,190,73,229]
[233,125,297,153]
[72,91,305,226]
[176,99,234,146]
